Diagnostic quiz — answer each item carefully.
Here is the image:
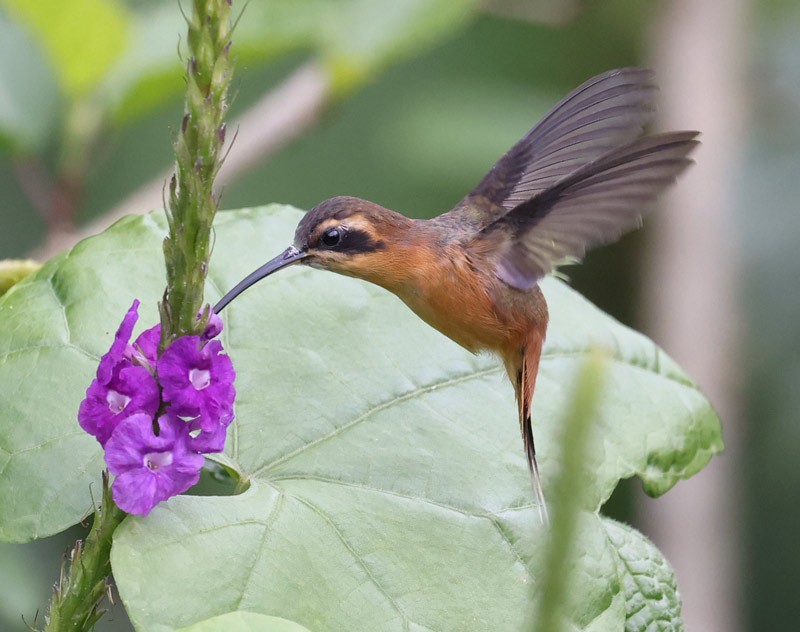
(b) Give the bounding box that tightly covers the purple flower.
[105,413,205,516]
[187,416,228,453]
[127,311,224,369]
[97,300,140,382]
[129,324,160,369]
[79,301,159,445]
[201,311,223,340]
[79,299,236,515]
[159,337,235,432]
[79,365,160,446]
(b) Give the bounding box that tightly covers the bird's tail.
[513,334,549,525]
[523,407,549,525]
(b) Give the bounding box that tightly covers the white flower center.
[106,389,131,413]
[189,368,211,390]
[144,451,173,471]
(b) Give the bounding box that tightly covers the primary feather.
[479,131,700,289]
[444,67,659,230]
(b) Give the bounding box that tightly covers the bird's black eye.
[321,227,343,248]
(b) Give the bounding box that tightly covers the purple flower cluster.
[79,300,235,515]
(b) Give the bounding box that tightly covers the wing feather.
[476,131,700,290]
[451,68,659,227]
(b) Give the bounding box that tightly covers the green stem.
[532,348,607,632]
[43,474,126,632]
[160,0,235,351]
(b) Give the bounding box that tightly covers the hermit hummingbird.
[215,68,699,521]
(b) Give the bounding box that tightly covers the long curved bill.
[214,246,307,313]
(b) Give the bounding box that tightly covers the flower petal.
[97,300,140,383]
[111,467,161,515]
[78,365,158,446]
[188,417,229,453]
[130,324,160,368]
[159,336,236,435]
[105,413,205,515]
[202,310,223,340]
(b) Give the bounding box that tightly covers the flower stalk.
[42,2,237,630]
[161,0,234,351]
[43,474,126,632]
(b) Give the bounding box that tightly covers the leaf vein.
[234,490,285,609]
[293,494,410,630]
[251,366,502,477]
[274,475,533,583]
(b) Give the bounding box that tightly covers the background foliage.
[0,0,797,630]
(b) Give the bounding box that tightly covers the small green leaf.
[1,0,130,97]
[0,259,41,297]
[178,611,313,632]
[604,518,684,631]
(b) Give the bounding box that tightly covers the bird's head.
[215,196,414,312]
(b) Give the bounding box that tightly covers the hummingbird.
[214,68,698,521]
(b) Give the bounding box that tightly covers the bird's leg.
[510,334,549,525]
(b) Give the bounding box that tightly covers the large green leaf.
[604,519,684,631]
[0,206,721,629]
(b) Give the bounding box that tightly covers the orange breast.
[331,229,549,356]
[379,244,547,355]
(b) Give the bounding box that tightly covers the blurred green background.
[1,0,798,630]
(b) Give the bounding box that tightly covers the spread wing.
[472,131,700,290]
[443,67,659,229]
